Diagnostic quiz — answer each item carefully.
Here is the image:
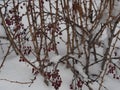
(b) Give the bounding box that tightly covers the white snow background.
[0,0,120,90]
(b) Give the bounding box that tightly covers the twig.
[0,78,32,85]
[0,44,11,69]
[0,36,8,40]
[98,61,109,90]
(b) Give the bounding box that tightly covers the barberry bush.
[0,0,120,90]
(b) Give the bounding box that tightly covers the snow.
[0,54,120,90]
[112,0,120,17]
[74,64,88,81]
[99,8,109,23]
[0,56,73,90]
[104,76,120,90]
[0,0,120,90]
[50,55,62,64]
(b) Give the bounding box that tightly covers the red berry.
[32,68,35,73]
[23,3,25,6]
[9,10,13,14]
[20,6,23,9]
[70,84,73,89]
[113,74,116,78]
[5,18,12,25]
[116,77,119,80]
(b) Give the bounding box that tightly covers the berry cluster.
[47,23,62,36]
[19,56,25,62]
[44,69,62,90]
[107,63,120,80]
[21,46,32,55]
[70,78,84,90]
[18,46,32,56]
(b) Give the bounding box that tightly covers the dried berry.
[5,18,12,25]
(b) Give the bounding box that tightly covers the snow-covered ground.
[0,56,120,90]
[0,0,120,90]
[0,56,72,90]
